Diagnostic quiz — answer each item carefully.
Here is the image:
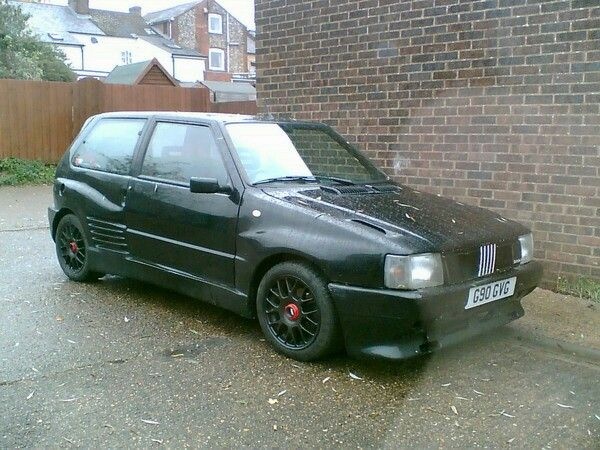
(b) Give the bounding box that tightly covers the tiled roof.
[144,1,203,25]
[8,0,104,46]
[88,9,203,58]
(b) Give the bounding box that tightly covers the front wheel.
[256,262,342,361]
[55,214,102,282]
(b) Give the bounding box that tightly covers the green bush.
[557,275,600,302]
[0,157,56,186]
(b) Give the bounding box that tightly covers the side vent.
[350,219,387,234]
[87,217,129,254]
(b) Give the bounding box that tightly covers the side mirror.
[190,177,232,194]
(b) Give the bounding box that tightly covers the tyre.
[256,261,342,361]
[55,214,102,282]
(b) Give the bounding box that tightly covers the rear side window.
[72,119,146,175]
[140,122,228,185]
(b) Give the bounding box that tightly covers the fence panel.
[0,79,257,163]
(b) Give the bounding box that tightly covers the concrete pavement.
[1,185,598,448]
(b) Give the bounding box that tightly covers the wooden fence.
[0,78,258,163]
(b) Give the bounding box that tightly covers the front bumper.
[328,261,543,360]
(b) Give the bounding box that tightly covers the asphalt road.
[1,187,599,448]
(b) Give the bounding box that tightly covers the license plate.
[465,277,516,310]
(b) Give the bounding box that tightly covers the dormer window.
[208,13,222,34]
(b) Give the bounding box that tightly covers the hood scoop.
[371,184,403,193]
[320,185,373,195]
[350,218,387,234]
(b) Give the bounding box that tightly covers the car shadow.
[88,274,507,385]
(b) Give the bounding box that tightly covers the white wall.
[70,33,205,82]
[57,44,83,71]
[173,58,206,83]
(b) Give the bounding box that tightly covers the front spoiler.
[328,261,543,360]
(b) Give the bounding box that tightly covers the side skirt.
[88,247,253,318]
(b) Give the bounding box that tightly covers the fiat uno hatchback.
[49,112,542,361]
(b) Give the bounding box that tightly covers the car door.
[68,117,148,253]
[124,119,240,291]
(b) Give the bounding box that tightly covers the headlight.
[519,233,534,264]
[384,253,444,290]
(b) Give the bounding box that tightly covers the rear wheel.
[256,262,341,361]
[55,214,102,282]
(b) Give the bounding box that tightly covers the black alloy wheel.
[264,275,320,350]
[55,214,101,282]
[257,262,342,361]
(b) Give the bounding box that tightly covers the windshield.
[225,123,388,185]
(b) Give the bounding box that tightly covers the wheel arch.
[51,208,76,240]
[247,252,328,319]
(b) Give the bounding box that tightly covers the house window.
[209,48,225,71]
[208,13,222,34]
[121,51,132,64]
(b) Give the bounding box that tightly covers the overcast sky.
[47,0,255,30]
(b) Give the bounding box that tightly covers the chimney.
[129,6,142,16]
[68,0,89,15]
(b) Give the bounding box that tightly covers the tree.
[0,1,74,81]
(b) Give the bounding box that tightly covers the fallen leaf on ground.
[141,419,160,425]
[27,391,34,400]
[322,376,331,384]
[451,405,458,415]
[349,372,363,380]
[441,383,451,387]
[268,398,278,405]
[556,403,574,409]
[277,390,287,397]
[473,389,485,396]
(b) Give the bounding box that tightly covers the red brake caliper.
[69,241,78,254]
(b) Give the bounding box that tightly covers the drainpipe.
[172,55,176,79]
[226,11,230,73]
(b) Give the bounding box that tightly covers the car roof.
[92,111,324,127]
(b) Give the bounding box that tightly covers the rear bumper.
[328,261,543,360]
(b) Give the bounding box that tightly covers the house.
[85,2,205,83]
[246,30,256,75]
[145,0,252,82]
[104,59,178,86]
[7,0,104,73]
[198,80,256,103]
[9,0,206,83]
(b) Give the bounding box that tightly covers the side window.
[141,122,228,185]
[72,119,146,175]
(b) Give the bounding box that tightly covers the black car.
[49,112,542,361]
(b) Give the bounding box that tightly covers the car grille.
[443,240,520,284]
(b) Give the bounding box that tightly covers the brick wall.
[255,0,600,285]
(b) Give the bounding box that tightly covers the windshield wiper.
[254,175,357,186]
[313,175,355,185]
[253,176,319,186]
